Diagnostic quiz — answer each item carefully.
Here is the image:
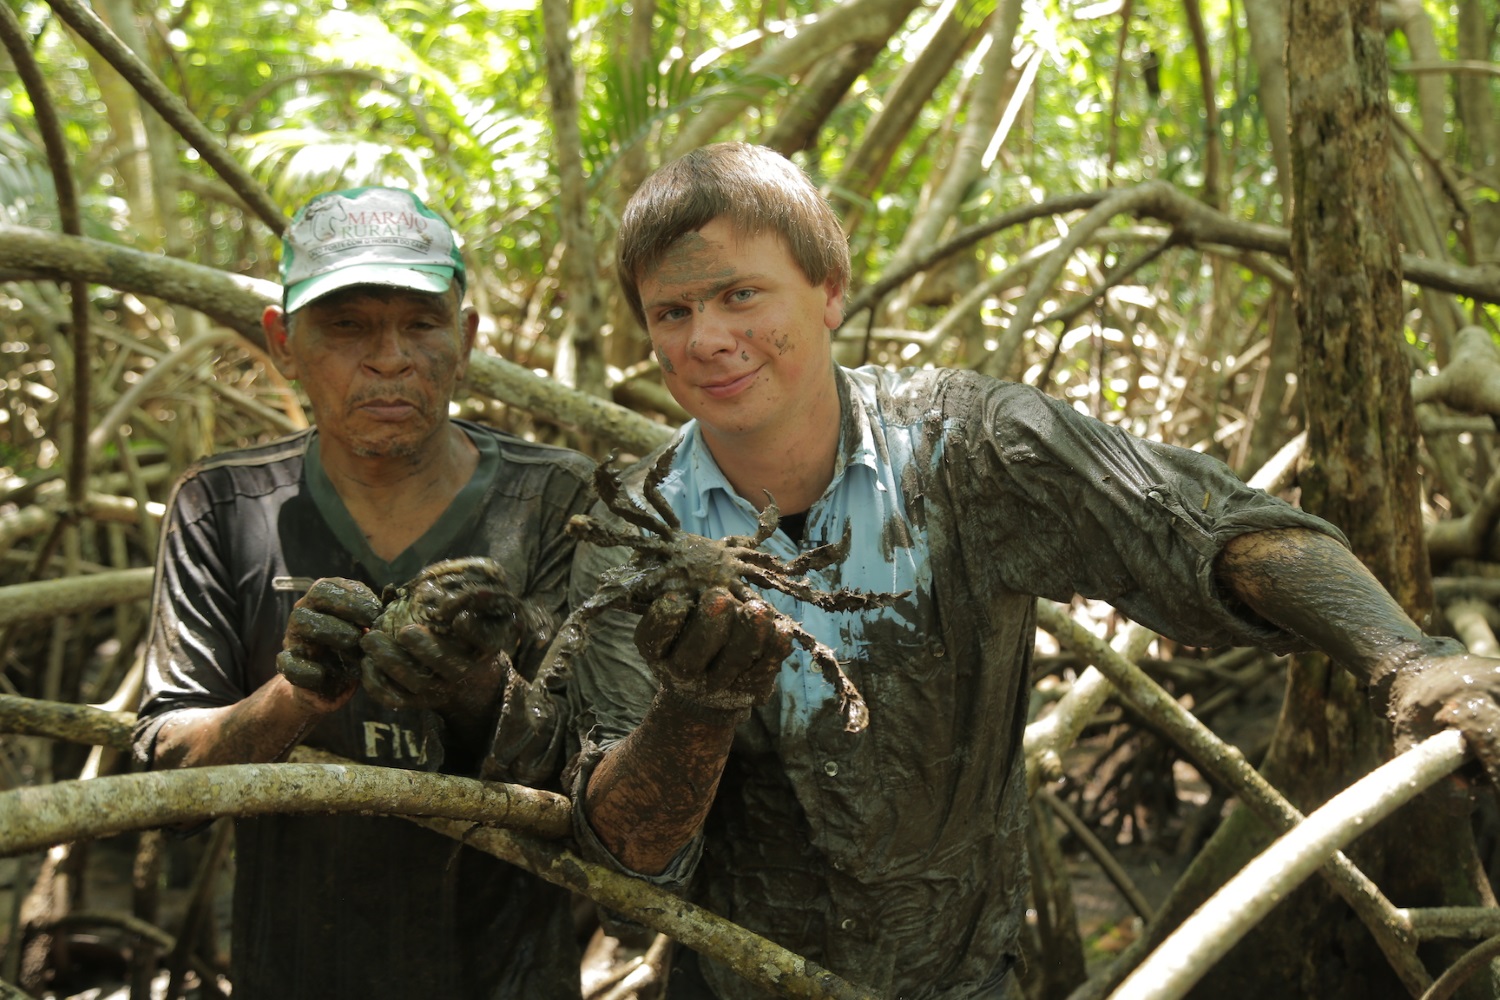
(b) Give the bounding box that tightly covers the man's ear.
[453,306,480,380]
[263,305,298,378]
[821,278,846,333]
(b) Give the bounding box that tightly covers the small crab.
[561,445,907,734]
[372,556,553,658]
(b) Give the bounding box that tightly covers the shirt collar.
[672,365,882,518]
[835,364,882,479]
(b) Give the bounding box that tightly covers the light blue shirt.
[661,378,933,737]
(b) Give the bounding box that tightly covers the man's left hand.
[359,622,508,713]
[358,558,548,716]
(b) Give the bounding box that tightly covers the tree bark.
[540,0,609,402]
[828,0,987,232]
[1192,0,1498,996]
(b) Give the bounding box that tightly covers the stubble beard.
[351,436,423,459]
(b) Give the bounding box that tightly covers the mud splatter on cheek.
[744,329,754,338]
[655,347,676,374]
[773,333,792,355]
[740,351,749,361]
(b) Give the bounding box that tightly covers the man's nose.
[363,324,414,372]
[685,308,739,361]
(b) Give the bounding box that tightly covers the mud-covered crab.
[371,556,553,658]
[561,445,907,733]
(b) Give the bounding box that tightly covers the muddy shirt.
[133,420,594,1000]
[568,366,1346,1000]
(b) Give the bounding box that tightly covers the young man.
[133,187,594,998]
[566,143,1500,999]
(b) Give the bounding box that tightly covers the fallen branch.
[0,762,573,855]
[1427,468,1500,564]
[1443,599,1500,657]
[1039,786,1154,922]
[465,353,673,457]
[1419,932,1500,1000]
[0,569,154,630]
[0,224,676,457]
[1024,622,1152,792]
[0,701,879,1000]
[0,694,134,751]
[1412,327,1500,416]
[1110,730,1468,1000]
[1404,907,1500,941]
[843,185,1500,334]
[40,911,222,990]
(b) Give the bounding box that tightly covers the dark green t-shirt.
[135,420,595,1000]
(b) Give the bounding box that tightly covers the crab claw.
[752,493,782,545]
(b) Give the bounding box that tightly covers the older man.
[135,187,593,998]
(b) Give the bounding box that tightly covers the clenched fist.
[635,585,794,715]
[277,577,382,705]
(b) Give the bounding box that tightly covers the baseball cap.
[279,186,467,313]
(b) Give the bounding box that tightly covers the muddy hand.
[359,622,509,712]
[1386,649,1500,787]
[636,585,794,714]
[277,578,382,704]
[360,558,540,713]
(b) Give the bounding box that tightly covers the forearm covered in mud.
[148,674,334,769]
[1215,527,1461,689]
[581,689,744,876]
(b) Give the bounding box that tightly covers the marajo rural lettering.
[335,210,427,236]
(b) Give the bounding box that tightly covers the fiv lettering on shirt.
[362,720,430,764]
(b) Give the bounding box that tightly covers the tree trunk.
[828,0,988,232]
[541,0,608,403]
[764,39,885,160]
[1241,0,1292,213]
[884,0,1023,282]
[603,0,659,370]
[1191,0,1497,996]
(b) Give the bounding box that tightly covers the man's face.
[264,286,475,459]
[638,217,843,441]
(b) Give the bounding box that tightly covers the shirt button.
[841,918,857,931]
[823,760,840,777]
[930,641,946,658]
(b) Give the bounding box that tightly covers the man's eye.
[728,288,755,304]
[659,306,690,323]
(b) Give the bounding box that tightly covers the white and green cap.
[279,186,467,313]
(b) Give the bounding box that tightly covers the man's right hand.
[634,585,794,715]
[276,578,383,706]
